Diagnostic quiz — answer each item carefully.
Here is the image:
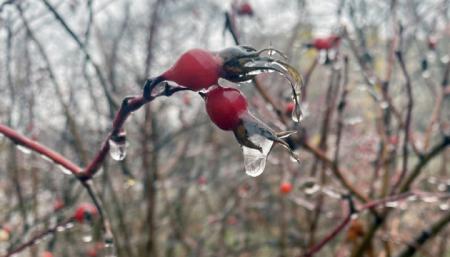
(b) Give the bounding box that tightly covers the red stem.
[0,82,185,181]
[303,212,352,257]
[0,124,82,175]
[301,192,414,257]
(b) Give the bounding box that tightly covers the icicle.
[242,134,273,177]
[244,60,303,123]
[109,130,128,161]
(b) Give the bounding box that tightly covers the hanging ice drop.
[242,134,273,177]
[108,131,128,161]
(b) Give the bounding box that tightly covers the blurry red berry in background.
[87,248,97,257]
[237,2,254,16]
[205,85,248,130]
[73,203,98,223]
[42,251,53,257]
[86,242,104,257]
[285,102,295,114]
[312,35,340,50]
[279,182,293,194]
[162,49,221,91]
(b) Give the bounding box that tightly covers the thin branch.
[39,0,119,115]
[392,51,414,192]
[301,141,369,203]
[399,136,450,192]
[395,211,450,257]
[0,124,83,175]
[301,192,414,257]
[0,81,189,180]
[2,218,74,257]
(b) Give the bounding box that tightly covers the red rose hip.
[285,102,295,114]
[279,182,293,194]
[313,35,340,50]
[73,203,98,223]
[205,86,248,130]
[237,2,254,16]
[162,49,221,91]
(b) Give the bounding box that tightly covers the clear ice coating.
[245,59,303,123]
[57,164,73,175]
[304,183,320,195]
[108,139,128,161]
[242,134,273,177]
[17,145,32,155]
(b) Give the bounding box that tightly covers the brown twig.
[394,210,450,257]
[392,51,414,192]
[301,192,414,257]
[39,0,119,115]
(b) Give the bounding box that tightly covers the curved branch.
[0,124,83,175]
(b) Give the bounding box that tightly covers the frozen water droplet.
[242,134,273,177]
[321,187,341,199]
[56,226,66,232]
[437,183,447,192]
[17,145,31,155]
[379,101,389,109]
[304,183,320,195]
[103,238,116,257]
[407,195,417,202]
[385,201,399,208]
[57,165,72,175]
[350,213,359,220]
[289,150,301,163]
[65,222,74,230]
[439,203,449,211]
[40,154,52,163]
[109,139,128,161]
[422,195,439,203]
[150,81,171,97]
[81,224,93,243]
[345,116,363,125]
